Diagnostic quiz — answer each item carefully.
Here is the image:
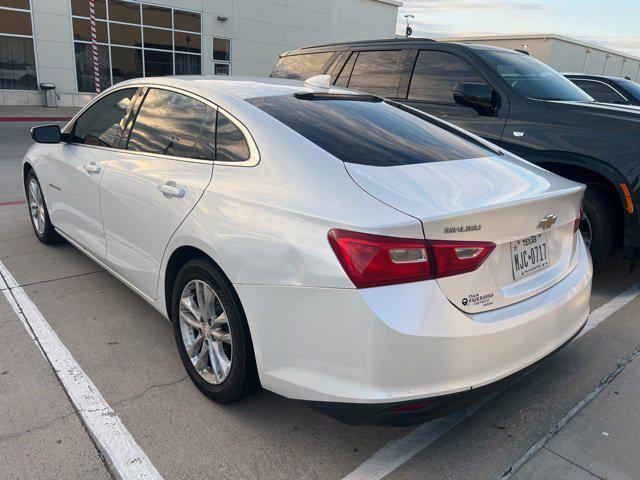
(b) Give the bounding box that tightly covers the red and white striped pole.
[88,0,101,94]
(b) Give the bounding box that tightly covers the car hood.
[544,100,640,124]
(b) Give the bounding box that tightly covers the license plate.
[511,233,550,280]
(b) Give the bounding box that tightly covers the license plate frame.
[511,233,550,280]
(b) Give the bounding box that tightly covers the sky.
[395,0,640,57]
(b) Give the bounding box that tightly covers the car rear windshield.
[478,50,594,102]
[246,94,494,166]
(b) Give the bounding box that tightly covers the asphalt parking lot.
[2,120,640,480]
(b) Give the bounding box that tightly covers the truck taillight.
[328,229,495,288]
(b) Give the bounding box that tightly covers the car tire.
[25,169,62,245]
[582,186,618,267]
[171,258,259,403]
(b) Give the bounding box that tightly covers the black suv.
[271,39,640,267]
[564,73,640,106]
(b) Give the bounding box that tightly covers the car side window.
[271,51,334,80]
[408,50,488,103]
[571,79,628,104]
[216,110,250,162]
[334,52,357,87]
[71,88,137,147]
[346,50,403,97]
[126,88,216,160]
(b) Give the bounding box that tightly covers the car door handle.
[158,181,186,199]
[83,162,101,175]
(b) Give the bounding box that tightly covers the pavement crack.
[5,269,105,290]
[112,376,189,407]
[0,249,47,260]
[498,345,640,479]
[0,233,35,242]
[543,447,605,479]
[0,410,76,443]
[0,316,15,327]
[0,330,32,340]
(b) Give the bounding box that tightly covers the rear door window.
[247,94,492,166]
[271,52,334,80]
[71,88,137,147]
[334,52,357,87]
[409,50,488,103]
[125,88,216,160]
[570,79,628,103]
[346,50,403,97]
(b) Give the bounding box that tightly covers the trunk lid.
[345,155,585,313]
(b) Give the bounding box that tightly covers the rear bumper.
[308,317,587,425]
[236,236,592,419]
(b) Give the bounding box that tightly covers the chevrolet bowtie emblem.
[537,214,558,230]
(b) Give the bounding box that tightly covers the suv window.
[247,94,492,167]
[347,50,403,97]
[334,52,357,87]
[126,88,216,160]
[409,50,488,103]
[271,52,334,80]
[570,79,628,104]
[71,88,137,147]
[216,111,250,162]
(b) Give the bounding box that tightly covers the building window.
[213,37,230,75]
[175,53,200,75]
[0,0,37,90]
[71,0,201,93]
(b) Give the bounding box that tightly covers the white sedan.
[23,76,592,425]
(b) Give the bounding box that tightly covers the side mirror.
[31,124,63,144]
[453,82,497,116]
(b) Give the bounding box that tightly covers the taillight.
[328,229,495,288]
[328,229,431,288]
[430,240,496,278]
[574,202,584,233]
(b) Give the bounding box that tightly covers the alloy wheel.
[179,279,233,385]
[28,178,45,235]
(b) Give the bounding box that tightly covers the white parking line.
[579,283,640,338]
[341,282,640,480]
[0,260,164,480]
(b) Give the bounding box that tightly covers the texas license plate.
[511,233,550,280]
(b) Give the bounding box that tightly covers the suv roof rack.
[295,37,437,51]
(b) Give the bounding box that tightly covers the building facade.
[0,0,400,106]
[443,34,640,81]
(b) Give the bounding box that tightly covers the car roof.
[290,37,437,51]
[284,38,523,56]
[113,75,354,100]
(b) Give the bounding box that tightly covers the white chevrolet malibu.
[23,76,592,425]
